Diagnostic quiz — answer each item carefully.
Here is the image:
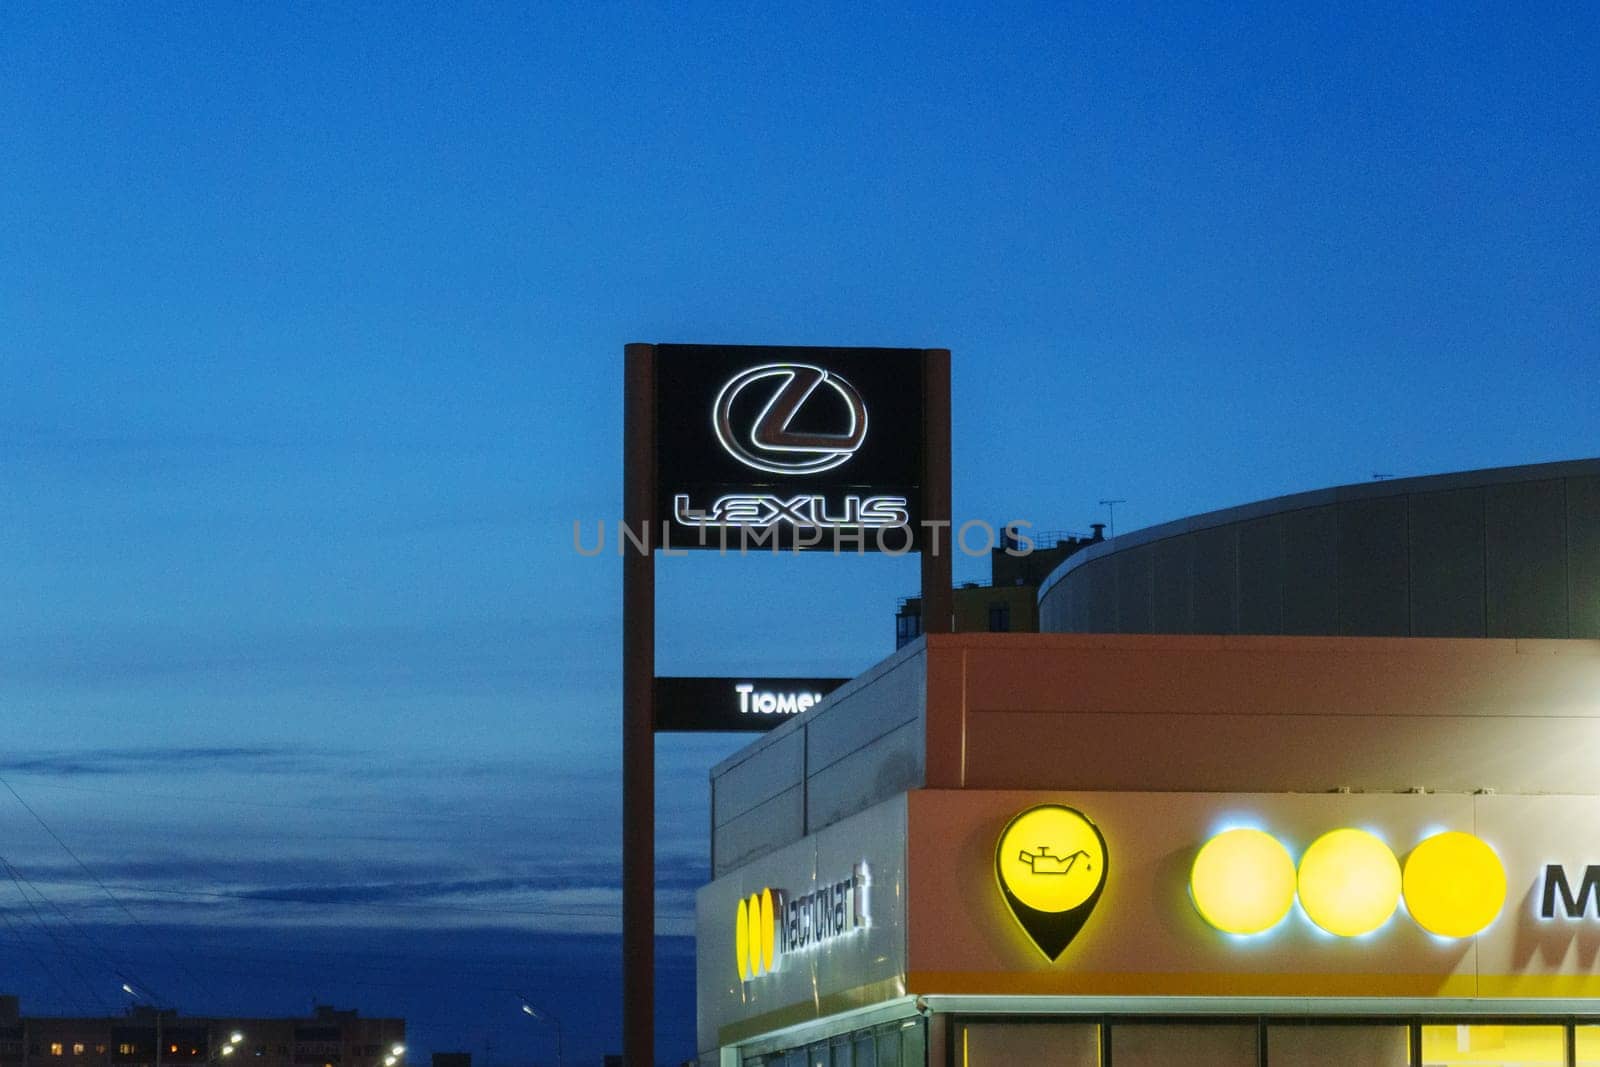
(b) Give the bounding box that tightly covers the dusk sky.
[3,4,1597,1064]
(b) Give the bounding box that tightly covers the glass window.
[1420,1024,1564,1066]
[805,1042,829,1067]
[1269,1024,1409,1066]
[851,1034,875,1067]
[987,603,1010,633]
[960,1022,1099,1066]
[51,1045,63,1057]
[1577,1025,1600,1066]
[1111,1023,1257,1067]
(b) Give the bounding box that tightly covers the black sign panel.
[654,676,850,732]
[655,345,926,551]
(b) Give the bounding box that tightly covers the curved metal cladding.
[1038,458,1600,638]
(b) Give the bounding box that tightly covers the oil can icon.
[1017,846,1092,876]
[996,805,1109,961]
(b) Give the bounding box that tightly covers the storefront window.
[1576,1026,1600,1066]
[959,1021,1098,1066]
[1110,1023,1257,1067]
[1420,1024,1564,1066]
[1268,1024,1408,1066]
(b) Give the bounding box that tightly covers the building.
[0,1000,403,1067]
[1038,459,1600,640]
[894,528,1103,648]
[697,460,1600,1067]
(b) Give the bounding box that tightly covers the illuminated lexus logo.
[713,363,868,475]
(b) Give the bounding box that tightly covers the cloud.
[0,851,708,933]
[0,746,316,778]
[2,617,613,694]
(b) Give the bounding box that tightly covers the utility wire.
[2,855,168,1007]
[0,774,211,1005]
[0,858,103,1013]
[0,880,85,1010]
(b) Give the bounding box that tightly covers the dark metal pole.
[920,348,953,634]
[622,343,657,1066]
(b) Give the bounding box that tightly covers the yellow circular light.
[1403,832,1506,938]
[1297,828,1401,937]
[747,892,763,976]
[735,896,750,980]
[1190,828,1298,935]
[759,888,776,974]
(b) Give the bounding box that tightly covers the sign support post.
[622,343,656,1066]
[920,348,953,635]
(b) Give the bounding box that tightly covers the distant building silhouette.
[895,526,1104,647]
[0,998,402,1067]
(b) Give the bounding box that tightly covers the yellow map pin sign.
[995,804,1108,961]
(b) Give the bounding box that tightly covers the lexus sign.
[655,345,926,550]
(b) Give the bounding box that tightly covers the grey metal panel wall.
[1571,475,1600,639]
[708,643,927,876]
[1116,544,1154,633]
[1280,504,1338,635]
[805,719,922,832]
[1037,460,1600,640]
[1151,534,1192,633]
[1486,479,1567,638]
[1236,515,1283,634]
[711,730,803,827]
[1191,524,1238,634]
[1086,553,1117,633]
[712,787,804,876]
[1409,487,1486,636]
[1337,495,1409,636]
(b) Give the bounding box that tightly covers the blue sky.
[2,3,1597,1063]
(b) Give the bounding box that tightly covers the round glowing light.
[1402,831,1506,938]
[1189,828,1297,935]
[1297,828,1401,936]
[735,896,750,980]
[758,888,776,974]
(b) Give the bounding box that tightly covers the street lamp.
[517,1000,563,1067]
[120,983,165,1067]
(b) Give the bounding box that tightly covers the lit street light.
[517,1000,563,1067]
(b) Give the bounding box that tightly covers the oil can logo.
[735,864,870,982]
[995,805,1108,961]
[713,364,868,475]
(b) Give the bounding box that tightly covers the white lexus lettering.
[674,493,910,530]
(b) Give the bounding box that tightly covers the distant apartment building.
[0,999,402,1067]
[893,526,1103,647]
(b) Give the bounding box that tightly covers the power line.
[0,774,211,1004]
[0,858,104,1013]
